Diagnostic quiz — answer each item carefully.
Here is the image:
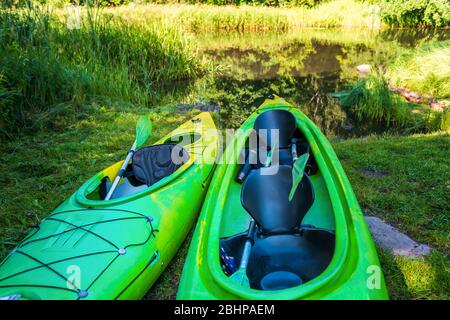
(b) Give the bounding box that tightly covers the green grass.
[386,41,450,100]
[337,75,410,125]
[333,132,450,299]
[0,5,207,141]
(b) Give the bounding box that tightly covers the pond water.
[182,28,448,137]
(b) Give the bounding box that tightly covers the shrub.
[379,0,450,27]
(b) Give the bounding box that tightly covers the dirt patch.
[364,169,388,177]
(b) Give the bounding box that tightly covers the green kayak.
[0,112,218,300]
[177,96,388,300]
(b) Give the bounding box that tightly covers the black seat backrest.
[132,144,189,187]
[241,165,314,234]
[254,110,297,149]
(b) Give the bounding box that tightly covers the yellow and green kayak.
[177,96,388,300]
[0,112,218,300]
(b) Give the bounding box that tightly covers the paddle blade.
[230,269,250,288]
[264,139,279,167]
[289,153,310,201]
[135,115,152,148]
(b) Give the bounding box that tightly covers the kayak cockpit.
[219,109,335,291]
[76,129,207,204]
[96,144,190,200]
[82,143,190,201]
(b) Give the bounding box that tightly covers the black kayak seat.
[132,144,189,187]
[241,165,314,235]
[253,110,297,149]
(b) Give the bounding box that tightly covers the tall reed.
[338,75,449,133]
[386,41,450,100]
[0,4,205,140]
[104,1,379,31]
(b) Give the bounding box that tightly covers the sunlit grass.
[378,248,449,300]
[386,41,450,99]
[336,75,449,133]
[102,0,381,31]
[334,132,450,300]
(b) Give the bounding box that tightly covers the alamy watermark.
[366,265,382,290]
[66,264,81,290]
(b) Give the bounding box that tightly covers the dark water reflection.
[188,28,449,137]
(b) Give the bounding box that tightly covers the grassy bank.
[333,132,449,299]
[335,40,450,134]
[386,41,450,100]
[0,6,206,141]
[336,75,449,134]
[104,1,380,31]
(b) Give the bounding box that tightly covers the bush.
[379,0,450,27]
[76,0,323,7]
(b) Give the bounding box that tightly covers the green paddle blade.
[230,268,250,288]
[265,139,279,167]
[135,115,152,148]
[289,153,310,201]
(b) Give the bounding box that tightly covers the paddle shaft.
[291,138,298,162]
[236,149,257,183]
[104,141,137,200]
[238,220,256,270]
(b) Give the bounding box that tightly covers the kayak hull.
[0,112,218,300]
[177,97,388,300]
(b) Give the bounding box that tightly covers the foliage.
[379,0,450,27]
[69,0,132,6]
[144,0,322,7]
